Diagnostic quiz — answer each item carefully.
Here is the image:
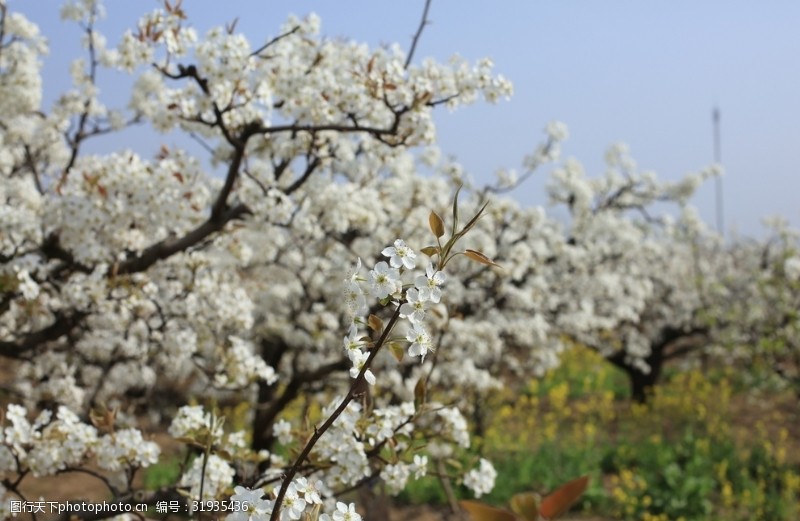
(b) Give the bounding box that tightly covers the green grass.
[401,349,800,521]
[143,457,183,490]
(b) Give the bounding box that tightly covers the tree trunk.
[607,342,665,404]
[627,365,662,403]
[358,483,391,520]
[605,325,707,403]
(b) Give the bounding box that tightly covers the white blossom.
[463,458,497,498]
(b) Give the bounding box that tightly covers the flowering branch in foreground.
[264,193,499,521]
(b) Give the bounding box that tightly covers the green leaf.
[420,245,440,257]
[452,184,462,235]
[457,201,489,238]
[414,376,427,410]
[445,458,463,471]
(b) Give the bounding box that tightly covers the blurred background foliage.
[399,347,799,521]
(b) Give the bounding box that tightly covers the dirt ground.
[390,504,612,521]
[11,477,607,521]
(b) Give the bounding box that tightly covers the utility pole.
[713,106,723,236]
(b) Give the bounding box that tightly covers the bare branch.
[0,311,89,358]
[56,15,101,193]
[405,0,433,68]
[251,357,349,455]
[285,155,321,195]
[258,120,401,138]
[210,125,256,219]
[251,25,300,57]
[157,63,209,95]
[116,202,250,275]
[188,131,215,154]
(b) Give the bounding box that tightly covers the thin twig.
[405,0,433,68]
[56,8,100,193]
[251,26,300,57]
[188,131,215,154]
[437,458,460,515]
[269,307,403,521]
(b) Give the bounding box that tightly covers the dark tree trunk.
[251,337,290,453]
[358,484,391,521]
[608,346,665,404]
[251,337,348,455]
[627,364,662,403]
[605,325,708,403]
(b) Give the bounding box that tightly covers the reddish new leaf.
[367,314,383,333]
[464,249,501,268]
[429,210,445,238]
[509,492,540,521]
[420,245,439,257]
[460,500,519,521]
[539,475,589,520]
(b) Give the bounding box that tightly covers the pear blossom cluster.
[94,427,160,472]
[180,455,236,502]
[343,238,444,382]
[168,405,225,440]
[462,458,498,498]
[0,404,159,480]
[242,395,471,520]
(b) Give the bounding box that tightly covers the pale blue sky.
[15,1,800,237]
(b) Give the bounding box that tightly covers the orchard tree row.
[1,1,798,519]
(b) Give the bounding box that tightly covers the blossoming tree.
[438,140,725,404]
[0,0,513,517]
[2,0,786,519]
[713,219,800,398]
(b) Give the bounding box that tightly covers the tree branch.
[56,14,101,193]
[285,156,321,195]
[252,357,349,453]
[269,307,403,521]
[116,202,251,275]
[405,0,433,68]
[0,311,88,358]
[662,329,709,361]
[251,26,300,57]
